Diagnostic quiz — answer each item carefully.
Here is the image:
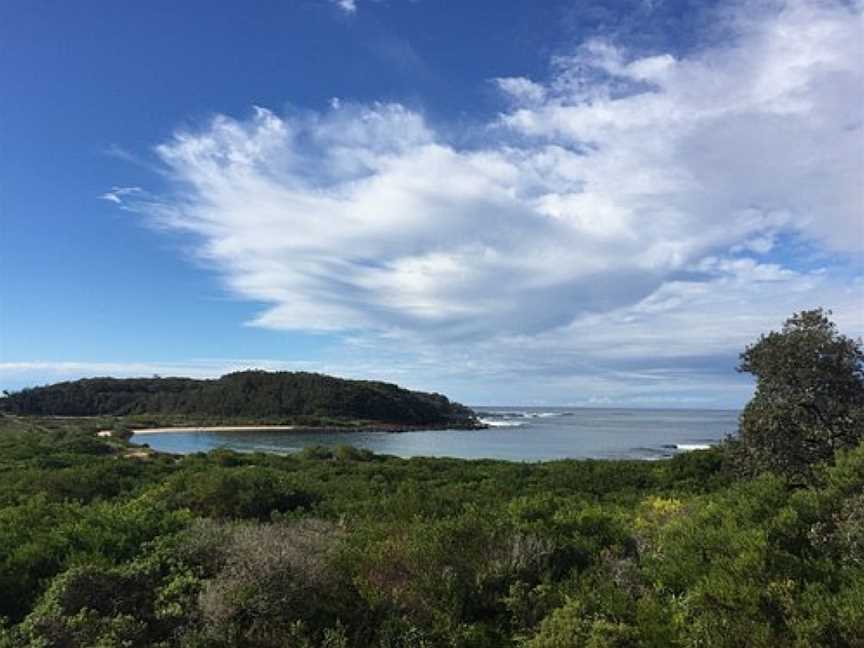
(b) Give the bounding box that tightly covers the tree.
[735,308,864,481]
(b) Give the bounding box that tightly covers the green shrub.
[17,564,157,647]
[158,466,318,520]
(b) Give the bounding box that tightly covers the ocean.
[130,406,739,461]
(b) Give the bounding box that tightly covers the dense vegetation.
[0,415,861,647]
[0,371,479,428]
[0,309,861,646]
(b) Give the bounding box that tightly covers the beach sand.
[127,425,297,435]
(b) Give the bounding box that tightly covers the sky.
[1,0,862,408]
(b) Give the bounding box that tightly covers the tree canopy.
[736,308,864,481]
[0,371,478,427]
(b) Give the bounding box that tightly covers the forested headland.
[0,309,862,647]
[0,371,480,429]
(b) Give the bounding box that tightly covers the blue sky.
[2,0,862,407]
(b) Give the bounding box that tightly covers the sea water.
[131,406,738,461]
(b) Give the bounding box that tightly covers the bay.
[131,406,738,461]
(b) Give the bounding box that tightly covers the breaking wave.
[479,418,525,428]
[661,443,714,451]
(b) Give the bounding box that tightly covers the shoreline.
[126,421,488,436]
[129,425,299,435]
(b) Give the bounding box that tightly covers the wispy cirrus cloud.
[100,0,863,406]
[99,185,145,205]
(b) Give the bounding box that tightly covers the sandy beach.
[128,425,297,435]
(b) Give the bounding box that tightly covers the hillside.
[0,371,479,427]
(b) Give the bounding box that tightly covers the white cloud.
[495,77,547,104]
[501,1,864,252]
[331,0,357,14]
[100,0,863,406]
[99,186,143,205]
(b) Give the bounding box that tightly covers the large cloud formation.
[115,0,862,405]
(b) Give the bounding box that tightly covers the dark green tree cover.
[0,371,478,427]
[735,308,864,481]
[0,415,862,647]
